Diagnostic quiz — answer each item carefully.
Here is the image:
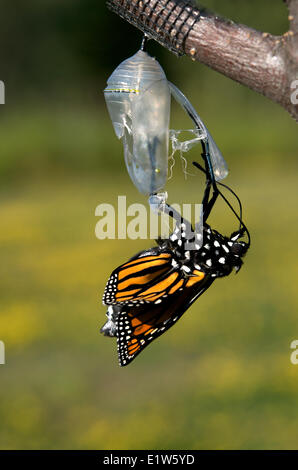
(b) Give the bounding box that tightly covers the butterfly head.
[100,305,122,337]
[228,229,249,273]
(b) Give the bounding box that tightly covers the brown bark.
[107,0,298,122]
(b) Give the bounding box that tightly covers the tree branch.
[107,0,298,121]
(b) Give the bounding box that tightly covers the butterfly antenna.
[218,183,243,227]
[192,160,250,246]
[217,187,250,246]
[192,160,242,221]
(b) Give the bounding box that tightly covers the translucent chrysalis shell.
[104,50,170,195]
[169,82,229,181]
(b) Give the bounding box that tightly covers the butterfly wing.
[102,270,214,366]
[103,248,183,306]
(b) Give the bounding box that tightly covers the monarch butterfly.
[100,139,250,366]
[101,220,249,366]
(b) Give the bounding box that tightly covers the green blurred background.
[0,0,297,450]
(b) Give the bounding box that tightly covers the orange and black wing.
[108,269,214,366]
[103,251,183,306]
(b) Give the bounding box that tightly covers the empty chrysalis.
[104,50,171,195]
[104,48,228,197]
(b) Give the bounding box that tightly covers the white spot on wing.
[182,265,191,273]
